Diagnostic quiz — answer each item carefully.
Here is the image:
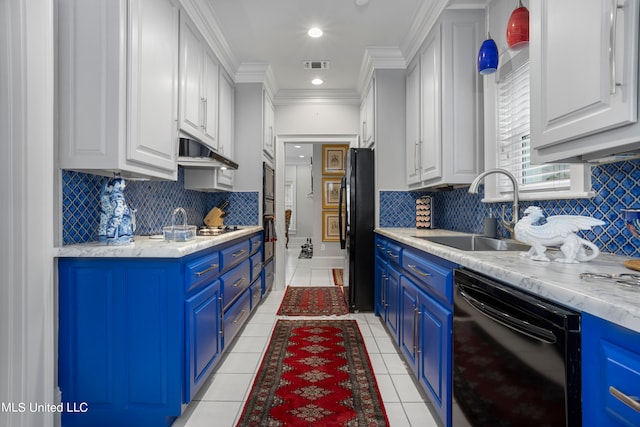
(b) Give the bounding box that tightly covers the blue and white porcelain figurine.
[515,206,605,263]
[98,179,114,243]
[103,177,136,245]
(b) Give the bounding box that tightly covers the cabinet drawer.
[223,290,251,348]
[249,282,262,311]
[250,252,263,283]
[221,259,251,310]
[375,237,388,260]
[249,234,262,255]
[220,240,250,272]
[402,249,453,305]
[184,250,220,293]
[385,241,402,265]
[263,260,274,295]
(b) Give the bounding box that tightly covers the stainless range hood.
[177,138,239,170]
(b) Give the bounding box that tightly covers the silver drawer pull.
[610,386,640,413]
[386,250,399,259]
[195,264,219,276]
[232,249,247,257]
[233,309,248,324]
[407,264,431,277]
[232,277,246,288]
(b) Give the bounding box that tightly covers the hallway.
[173,250,439,426]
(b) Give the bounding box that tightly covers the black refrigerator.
[339,148,375,312]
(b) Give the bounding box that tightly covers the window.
[483,48,593,202]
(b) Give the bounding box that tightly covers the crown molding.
[274,89,361,106]
[401,0,449,66]
[235,63,279,96]
[357,47,407,96]
[180,0,239,80]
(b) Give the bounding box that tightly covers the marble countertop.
[56,226,263,259]
[376,227,640,333]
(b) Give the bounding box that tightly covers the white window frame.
[482,47,594,203]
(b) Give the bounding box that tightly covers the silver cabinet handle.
[233,309,248,324]
[609,0,623,94]
[407,264,431,277]
[610,386,640,413]
[386,250,399,259]
[232,277,246,288]
[232,249,247,258]
[195,263,219,276]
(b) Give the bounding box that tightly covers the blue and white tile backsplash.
[62,168,259,245]
[380,159,640,258]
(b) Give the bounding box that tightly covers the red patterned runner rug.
[277,286,349,316]
[236,320,389,426]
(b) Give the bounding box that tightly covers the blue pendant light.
[477,33,498,75]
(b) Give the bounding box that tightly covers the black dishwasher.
[453,269,581,427]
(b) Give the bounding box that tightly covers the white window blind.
[497,59,570,194]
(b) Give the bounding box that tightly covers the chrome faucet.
[468,168,520,235]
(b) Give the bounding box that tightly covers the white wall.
[276,103,359,135]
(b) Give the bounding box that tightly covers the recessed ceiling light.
[311,78,323,85]
[308,27,323,38]
[299,155,305,158]
[294,145,302,148]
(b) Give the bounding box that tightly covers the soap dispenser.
[484,208,498,238]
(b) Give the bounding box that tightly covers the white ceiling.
[206,0,424,93]
[285,143,314,165]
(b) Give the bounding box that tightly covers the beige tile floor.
[173,249,439,426]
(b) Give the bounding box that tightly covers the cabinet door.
[386,264,401,344]
[263,90,275,157]
[583,313,640,427]
[217,71,235,187]
[531,0,639,149]
[374,256,387,318]
[362,80,375,147]
[180,14,204,140]
[127,0,179,174]
[185,280,222,402]
[406,59,421,185]
[419,28,442,182]
[400,277,419,374]
[417,289,451,427]
[201,48,219,149]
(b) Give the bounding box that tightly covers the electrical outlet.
[321,244,326,251]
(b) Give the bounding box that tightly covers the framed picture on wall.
[322,211,341,242]
[321,144,348,175]
[322,177,341,209]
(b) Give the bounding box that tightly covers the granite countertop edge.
[55,226,264,259]
[376,227,640,333]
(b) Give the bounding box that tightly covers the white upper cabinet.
[217,71,235,188]
[180,13,219,151]
[58,0,180,180]
[263,90,275,158]
[531,0,640,163]
[405,9,484,188]
[406,60,421,185]
[360,80,376,148]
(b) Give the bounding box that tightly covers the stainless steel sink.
[414,234,530,252]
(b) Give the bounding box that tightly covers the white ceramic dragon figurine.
[514,206,605,263]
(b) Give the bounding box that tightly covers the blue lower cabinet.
[58,259,183,427]
[417,287,451,426]
[58,232,265,426]
[582,313,640,427]
[376,233,455,427]
[185,280,222,402]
